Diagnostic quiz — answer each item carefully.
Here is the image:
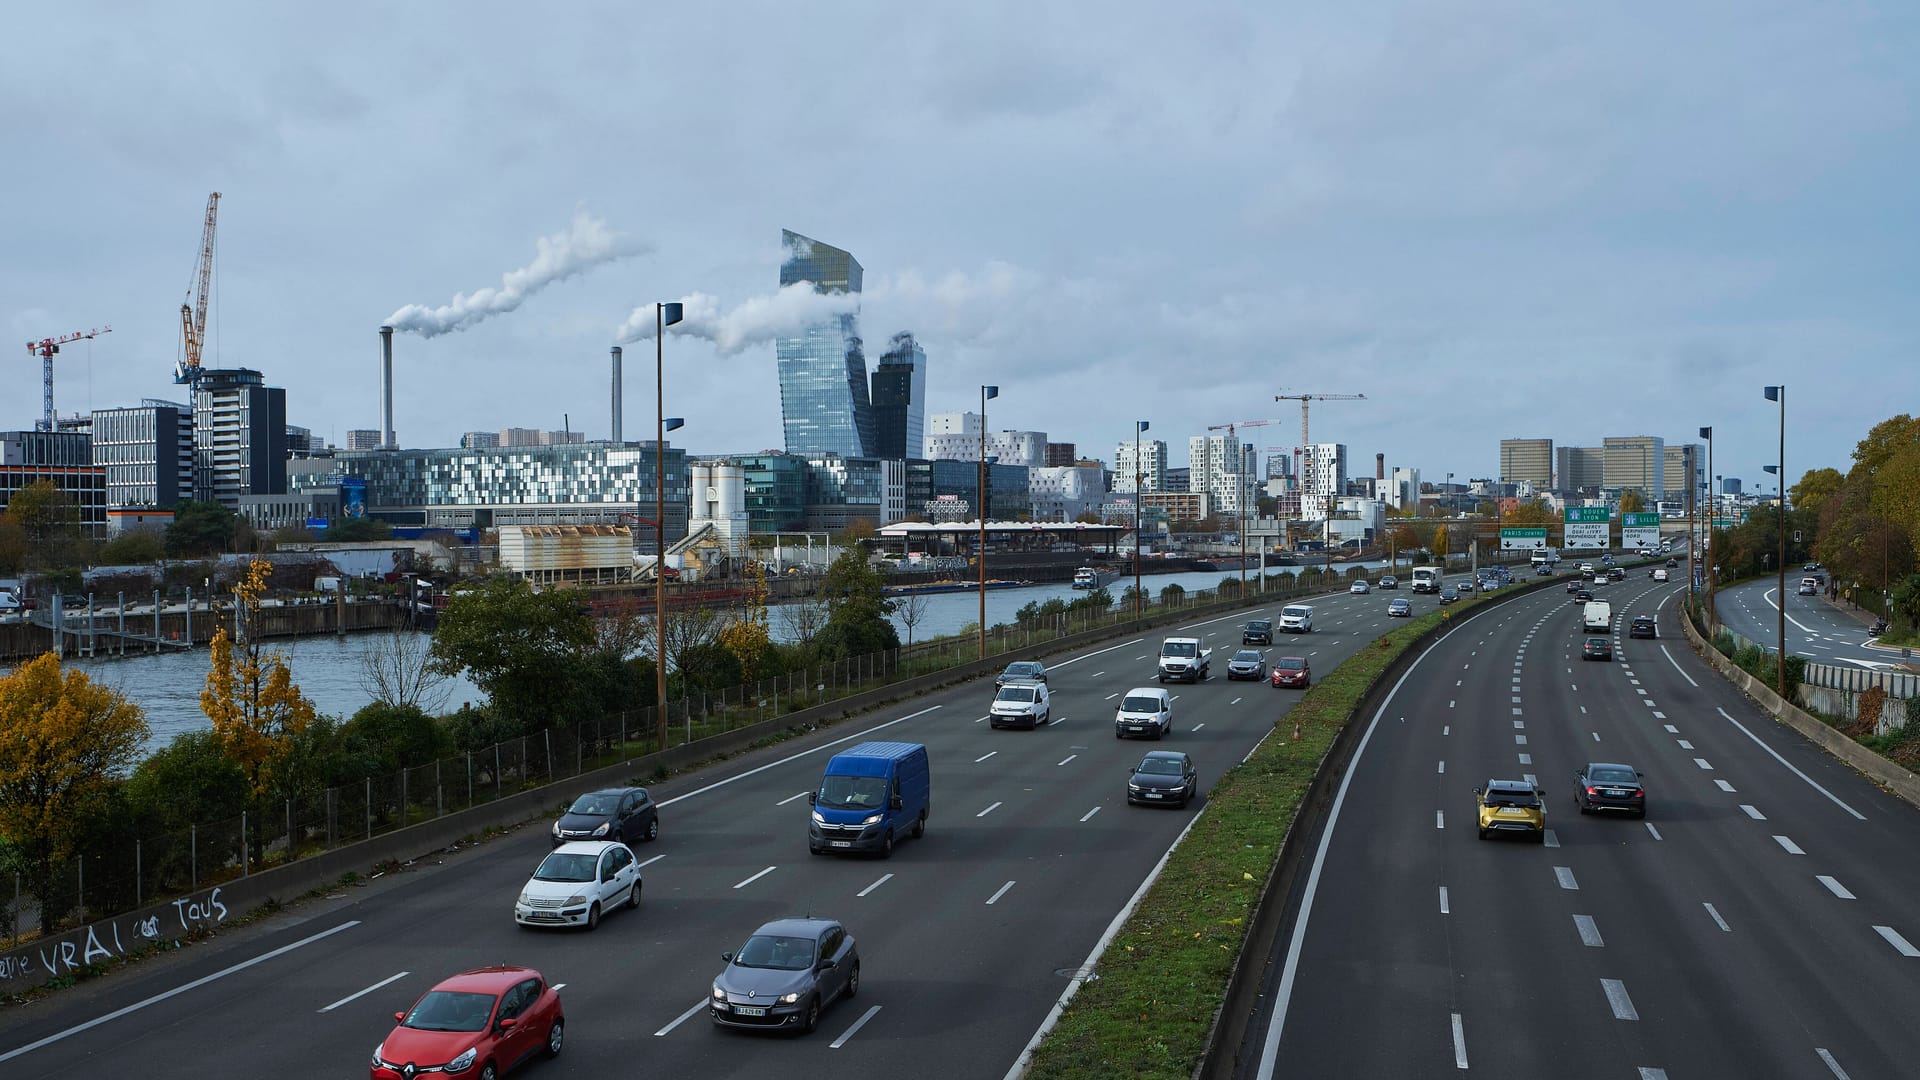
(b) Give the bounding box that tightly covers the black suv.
[1629,614,1657,639]
[1243,619,1273,645]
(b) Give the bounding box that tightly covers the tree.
[0,653,149,933]
[0,512,25,574]
[6,481,84,572]
[895,590,931,650]
[167,500,240,556]
[1618,489,1647,514]
[101,529,167,565]
[342,701,447,773]
[202,559,319,808]
[718,561,776,681]
[123,730,251,886]
[813,544,899,660]
[428,574,598,732]
[1791,467,1847,525]
[1502,500,1556,526]
[358,628,452,712]
[1432,524,1451,560]
[330,516,393,542]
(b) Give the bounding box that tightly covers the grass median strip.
[1023,612,1446,1080]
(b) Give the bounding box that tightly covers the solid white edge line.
[658,704,944,807]
[1659,644,1700,687]
[829,1004,883,1048]
[857,873,894,898]
[1001,782,1215,1080]
[733,865,777,889]
[654,997,709,1036]
[1714,707,1866,820]
[319,969,410,1013]
[0,920,361,1064]
[986,880,1016,905]
[1451,1012,1468,1069]
[1253,627,1450,1080]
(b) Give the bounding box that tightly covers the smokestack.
[610,345,623,443]
[1376,452,1385,480]
[379,325,395,450]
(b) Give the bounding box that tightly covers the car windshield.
[1163,642,1196,658]
[1232,651,1261,662]
[1275,658,1305,670]
[1586,638,1608,647]
[534,852,598,883]
[1283,607,1310,618]
[403,990,496,1032]
[1589,766,1637,783]
[996,686,1037,703]
[734,934,816,971]
[1247,621,1271,631]
[1137,758,1185,776]
[816,774,888,810]
[1004,663,1040,677]
[1122,694,1163,712]
[567,793,618,815]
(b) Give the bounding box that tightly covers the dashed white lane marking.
[1523,773,1537,786]
[1439,887,1450,914]
[1443,725,1450,736]
[1449,700,1456,709]
[976,751,997,763]
[1058,754,1077,766]
[1091,670,1106,677]
[1105,693,1119,700]
[1694,758,1714,770]
[1451,1012,1469,1070]
[1640,1068,1672,1080]
[976,716,987,723]
[1715,707,1866,820]
[857,873,894,897]
[1601,979,1640,1020]
[1510,695,1522,704]
[778,790,811,806]
[1515,735,1528,745]
[1591,731,1599,741]
[552,983,566,991]
[1741,804,1766,820]
[1435,811,1445,829]
[1663,724,1680,734]
[1715,779,1737,792]
[655,998,709,1036]
[830,1004,883,1049]
[1873,925,1920,957]
[734,866,777,889]
[1543,829,1560,848]
[320,970,410,1013]
[1644,822,1663,840]
[1511,708,1524,716]
[1704,903,1732,932]
[1816,1048,1853,1079]
[1678,740,1695,750]
[1574,914,1604,947]
[1817,875,1856,900]
[1437,761,1445,774]
[986,880,1016,905]
[1518,753,1532,765]
[977,801,1003,818]
[637,853,667,870]
[1080,806,1101,822]
[1513,720,1525,729]
[1773,835,1805,855]
[1193,723,1206,732]
[1555,866,1579,890]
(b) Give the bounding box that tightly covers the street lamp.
[1696,427,1713,615]
[978,385,998,661]
[1134,420,1149,618]
[654,300,684,753]
[1764,383,1786,702]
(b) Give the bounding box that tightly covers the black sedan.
[1629,614,1657,639]
[1566,579,1583,593]
[1571,588,1594,604]
[1438,586,1459,604]
[1581,637,1613,661]
[1378,575,1399,589]
[711,917,859,1034]
[1575,762,1646,816]
[552,787,659,847]
[996,660,1048,686]
[1127,750,1197,808]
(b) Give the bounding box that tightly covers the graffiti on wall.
[0,886,229,982]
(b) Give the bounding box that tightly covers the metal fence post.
[191,824,197,889]
[436,760,443,817]
[136,838,142,907]
[544,730,552,781]
[77,858,83,923]
[400,769,408,828]
[327,787,335,847]
[366,778,372,840]
[241,811,249,878]
[286,798,294,864]
[466,752,473,809]
[495,744,502,800]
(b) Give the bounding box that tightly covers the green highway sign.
[1499,527,1550,551]
[1564,507,1611,523]
[1621,512,1660,550]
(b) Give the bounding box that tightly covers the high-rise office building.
[777,229,873,458]
[1114,439,1168,494]
[1187,434,1255,514]
[869,333,926,460]
[1663,444,1704,501]
[1602,436,1665,497]
[461,431,502,449]
[91,400,194,509]
[923,412,983,460]
[346,429,384,451]
[1555,446,1605,494]
[1499,438,1553,488]
[0,430,106,535]
[193,369,287,508]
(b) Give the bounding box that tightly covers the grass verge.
[1023,608,1449,1080]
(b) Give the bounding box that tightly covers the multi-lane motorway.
[1238,572,1920,1077]
[0,578,1440,1079]
[1712,575,1895,670]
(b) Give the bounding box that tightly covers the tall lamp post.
[1696,427,1713,613]
[1134,420,1149,618]
[1764,384,1786,702]
[653,300,684,752]
[978,385,998,661]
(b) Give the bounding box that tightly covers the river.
[59,560,1397,754]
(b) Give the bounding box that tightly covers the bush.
[1159,583,1186,604]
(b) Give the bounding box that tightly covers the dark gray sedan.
[996,660,1048,687]
[1225,649,1266,680]
[1127,750,1197,808]
[1387,598,1412,617]
[1575,762,1646,817]
[711,917,860,1034]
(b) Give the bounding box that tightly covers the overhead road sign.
[1564,506,1611,551]
[1499,527,1549,551]
[1622,512,1660,551]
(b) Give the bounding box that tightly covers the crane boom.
[1274,392,1366,499]
[176,191,221,385]
[23,326,111,431]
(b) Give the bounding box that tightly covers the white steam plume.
[387,212,649,337]
[614,282,860,353]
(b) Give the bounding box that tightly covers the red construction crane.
[176,191,221,387]
[22,325,111,431]
[1274,391,1365,495]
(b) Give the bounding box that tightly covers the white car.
[1349,580,1370,594]
[516,840,642,930]
[1115,687,1174,739]
[991,680,1052,728]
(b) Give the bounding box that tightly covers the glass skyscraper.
[869,332,926,460]
[776,230,874,458]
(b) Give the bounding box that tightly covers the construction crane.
[175,191,221,387]
[23,326,111,431]
[1274,391,1365,497]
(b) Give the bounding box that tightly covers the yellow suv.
[1474,779,1547,842]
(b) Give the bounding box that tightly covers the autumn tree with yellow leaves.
[0,653,149,933]
[202,559,317,840]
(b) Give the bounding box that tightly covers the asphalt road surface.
[0,576,1469,1079]
[1238,573,1920,1077]
[1712,576,1900,671]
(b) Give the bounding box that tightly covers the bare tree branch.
[358,629,452,712]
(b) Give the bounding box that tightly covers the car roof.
[578,787,644,798]
[1583,761,1638,772]
[548,840,625,857]
[751,916,840,937]
[1633,614,1655,621]
[1485,779,1535,792]
[431,966,542,993]
[1004,660,1043,669]
[1124,686,1170,697]
[1139,750,1189,764]
[1585,637,1609,644]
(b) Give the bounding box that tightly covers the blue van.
[807,741,930,858]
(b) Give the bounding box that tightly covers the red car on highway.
[372,966,563,1080]
[1270,656,1311,689]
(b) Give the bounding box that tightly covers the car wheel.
[585,902,600,931]
[912,811,926,839]
[880,830,894,859]
[1115,729,1123,739]
[1534,830,1546,844]
[800,995,821,1035]
[1041,709,1051,725]
[846,960,861,999]
[1634,806,1647,818]
[545,1019,565,1058]
[1477,828,1489,840]
[479,1063,497,1080]
[643,815,660,842]
[628,879,642,909]
[1156,675,1165,683]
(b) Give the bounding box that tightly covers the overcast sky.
[6,2,1915,494]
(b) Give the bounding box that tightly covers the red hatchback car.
[1270,656,1311,689]
[372,966,563,1080]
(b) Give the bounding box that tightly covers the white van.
[1278,604,1315,633]
[1653,568,1669,582]
[1582,601,1612,633]
[1114,687,1174,739]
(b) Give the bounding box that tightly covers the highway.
[0,576,1451,1079]
[1238,571,1920,1077]
[1712,576,1897,670]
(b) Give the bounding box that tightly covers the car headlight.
[591,822,611,837]
[517,890,530,905]
[1128,783,1143,792]
[550,821,562,836]
[447,1046,477,1073]
[779,991,801,1004]
[371,1043,385,1067]
[861,813,882,826]
[712,984,726,1000]
[811,810,826,823]
[565,893,588,906]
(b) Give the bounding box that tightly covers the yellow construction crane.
[176,192,221,387]
[1274,391,1365,496]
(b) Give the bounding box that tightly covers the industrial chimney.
[1376,452,1385,480]
[610,345,623,443]
[379,325,395,450]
